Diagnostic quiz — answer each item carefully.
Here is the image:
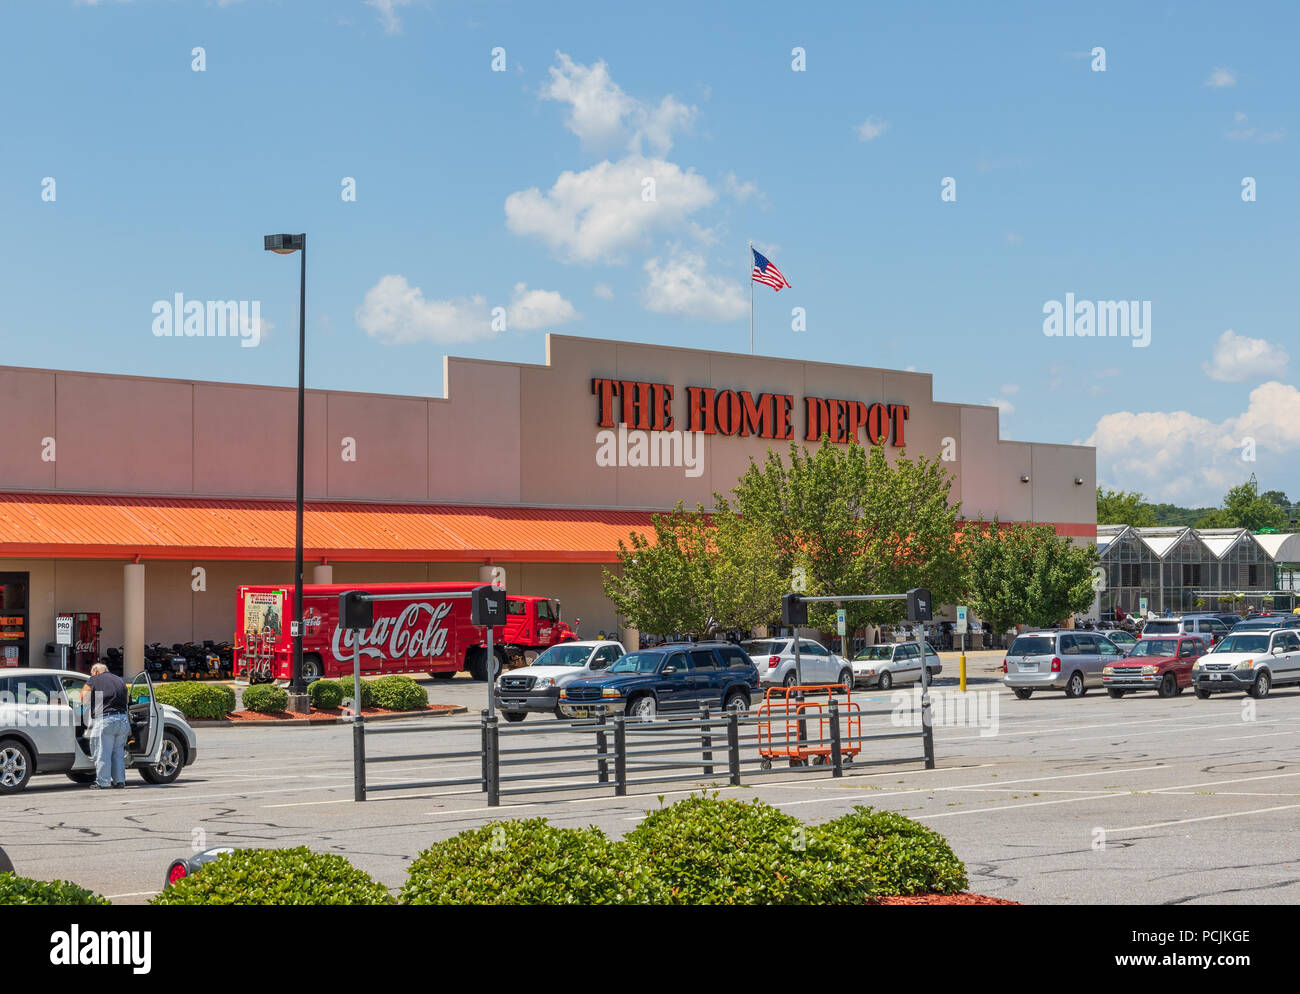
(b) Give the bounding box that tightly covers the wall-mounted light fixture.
[1074,477,1085,486]
[1020,474,1030,484]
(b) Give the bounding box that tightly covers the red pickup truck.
[234,582,577,683]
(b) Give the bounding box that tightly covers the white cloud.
[366,0,413,34]
[1086,381,1300,503]
[505,155,716,264]
[986,397,1015,417]
[506,282,578,330]
[854,116,889,142]
[999,383,1020,395]
[355,275,576,344]
[1225,112,1287,143]
[593,282,614,300]
[1202,329,1289,383]
[722,172,762,202]
[541,52,696,156]
[1205,66,1237,87]
[641,250,747,322]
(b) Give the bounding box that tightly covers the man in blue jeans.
[82,663,130,789]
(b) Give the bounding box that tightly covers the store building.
[0,335,1096,675]
[1096,524,1300,618]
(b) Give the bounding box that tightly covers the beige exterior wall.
[0,335,1094,522]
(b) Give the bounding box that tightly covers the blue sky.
[2,0,1296,507]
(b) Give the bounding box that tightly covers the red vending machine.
[57,612,102,673]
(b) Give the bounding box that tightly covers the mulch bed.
[872,892,1018,905]
[219,704,462,723]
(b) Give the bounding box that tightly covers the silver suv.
[1002,630,1126,699]
[1141,615,1230,647]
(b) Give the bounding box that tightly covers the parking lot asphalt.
[6,669,1300,905]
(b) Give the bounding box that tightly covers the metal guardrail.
[353,684,935,805]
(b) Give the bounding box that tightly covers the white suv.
[741,638,854,689]
[494,640,625,721]
[0,669,197,793]
[1192,628,1300,699]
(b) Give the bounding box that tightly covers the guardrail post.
[485,713,500,806]
[700,702,713,777]
[480,709,489,793]
[613,715,627,796]
[828,697,842,778]
[352,710,366,802]
[596,711,609,784]
[726,710,741,786]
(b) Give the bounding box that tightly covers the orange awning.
[0,493,658,563]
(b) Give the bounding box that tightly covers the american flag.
[750,247,791,291]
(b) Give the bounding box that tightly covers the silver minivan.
[1002,630,1126,699]
[1141,615,1230,647]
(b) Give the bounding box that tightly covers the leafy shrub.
[0,873,109,906]
[308,679,344,709]
[150,847,393,906]
[623,794,875,905]
[330,677,375,709]
[152,682,235,720]
[240,683,289,714]
[811,806,968,896]
[370,675,427,711]
[400,820,665,905]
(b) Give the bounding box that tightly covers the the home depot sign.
[591,378,910,446]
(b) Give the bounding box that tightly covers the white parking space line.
[1213,730,1300,742]
[1108,804,1300,833]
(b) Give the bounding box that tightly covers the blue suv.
[558,642,760,720]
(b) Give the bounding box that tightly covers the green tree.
[961,519,1099,636]
[602,502,784,638]
[1195,482,1288,531]
[731,442,963,633]
[1096,488,1157,526]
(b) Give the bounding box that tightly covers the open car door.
[127,672,164,764]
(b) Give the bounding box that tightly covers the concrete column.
[619,625,639,651]
[123,562,145,679]
[478,564,499,586]
[312,564,334,585]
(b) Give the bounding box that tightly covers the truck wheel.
[1107,688,1126,699]
[301,655,324,683]
[0,740,33,794]
[432,671,457,681]
[627,695,657,721]
[723,690,750,714]
[492,647,508,682]
[1157,673,1178,699]
[467,647,487,681]
[503,712,526,723]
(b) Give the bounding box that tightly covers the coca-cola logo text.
[331,601,453,663]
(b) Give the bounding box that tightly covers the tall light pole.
[263,232,308,710]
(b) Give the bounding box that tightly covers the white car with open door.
[0,668,198,794]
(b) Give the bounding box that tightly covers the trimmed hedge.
[370,675,428,711]
[240,683,289,714]
[149,847,393,906]
[330,677,375,709]
[0,873,109,906]
[153,682,235,720]
[400,820,666,905]
[623,795,875,904]
[811,806,968,896]
[308,679,344,709]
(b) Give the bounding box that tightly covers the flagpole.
[748,240,754,355]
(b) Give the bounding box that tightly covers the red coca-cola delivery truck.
[234,582,577,684]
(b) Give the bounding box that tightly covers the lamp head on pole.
[263,233,304,254]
